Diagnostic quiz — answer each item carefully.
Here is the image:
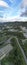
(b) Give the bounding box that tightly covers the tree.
[7,38,25,65]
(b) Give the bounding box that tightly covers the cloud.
[9,0,15,3]
[0,16,27,22]
[20,0,27,17]
[21,0,27,8]
[20,8,27,17]
[0,0,9,7]
[17,0,27,17]
[23,0,27,7]
[0,0,27,22]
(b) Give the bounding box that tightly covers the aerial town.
[0,22,27,65]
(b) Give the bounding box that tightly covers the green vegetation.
[0,35,11,48]
[19,39,27,57]
[0,36,5,42]
[0,22,27,65]
[1,38,26,65]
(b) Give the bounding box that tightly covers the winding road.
[15,37,27,65]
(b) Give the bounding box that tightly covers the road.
[15,37,27,65]
[7,36,27,65]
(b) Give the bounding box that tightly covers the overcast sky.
[0,0,27,22]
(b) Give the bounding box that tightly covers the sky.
[0,0,27,22]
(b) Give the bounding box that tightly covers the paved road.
[15,37,27,65]
[8,36,27,65]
